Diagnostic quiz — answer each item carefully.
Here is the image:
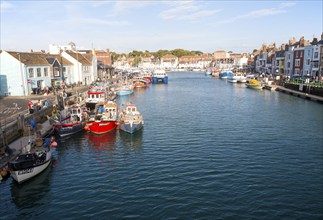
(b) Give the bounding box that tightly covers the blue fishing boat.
[219,71,233,79]
[116,84,134,96]
[52,104,87,137]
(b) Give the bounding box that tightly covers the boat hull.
[119,122,143,134]
[54,122,85,137]
[219,71,233,79]
[152,76,168,84]
[116,90,134,96]
[246,84,263,90]
[9,151,52,184]
[227,78,237,83]
[87,121,117,134]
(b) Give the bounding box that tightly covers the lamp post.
[18,53,26,96]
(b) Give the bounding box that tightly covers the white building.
[49,43,97,85]
[0,51,66,96]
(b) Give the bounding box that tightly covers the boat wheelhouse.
[86,87,107,110]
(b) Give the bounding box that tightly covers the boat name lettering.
[18,168,34,175]
[99,124,108,126]
[62,127,72,130]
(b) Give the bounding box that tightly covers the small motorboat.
[246,79,263,90]
[119,103,144,134]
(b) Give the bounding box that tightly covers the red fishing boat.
[133,76,149,88]
[84,101,118,134]
[142,71,153,84]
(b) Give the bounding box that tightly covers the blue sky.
[0,0,322,54]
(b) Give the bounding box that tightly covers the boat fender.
[51,141,57,148]
[26,142,31,153]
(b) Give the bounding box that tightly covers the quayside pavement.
[0,85,90,171]
[275,86,323,103]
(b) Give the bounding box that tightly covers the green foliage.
[111,48,206,63]
[132,57,141,67]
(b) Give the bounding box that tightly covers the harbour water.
[1,72,323,219]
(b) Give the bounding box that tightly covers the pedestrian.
[44,100,49,108]
[36,100,42,111]
[28,101,34,114]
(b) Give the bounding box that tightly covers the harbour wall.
[0,106,53,153]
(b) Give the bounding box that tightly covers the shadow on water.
[10,165,52,208]
[119,128,144,149]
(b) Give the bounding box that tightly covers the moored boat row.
[6,69,168,184]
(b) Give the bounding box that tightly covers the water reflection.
[84,130,117,151]
[11,165,52,208]
[119,128,143,149]
[134,86,149,97]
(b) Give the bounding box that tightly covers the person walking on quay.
[28,101,34,114]
[36,100,42,111]
[43,100,49,108]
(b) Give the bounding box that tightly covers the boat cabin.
[70,104,87,122]
[126,104,137,113]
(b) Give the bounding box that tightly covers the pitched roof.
[8,51,50,65]
[6,51,73,66]
[65,50,92,65]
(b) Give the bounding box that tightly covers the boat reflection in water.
[11,164,52,208]
[119,128,143,149]
[84,129,117,151]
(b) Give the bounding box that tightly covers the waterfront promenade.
[275,86,323,103]
[0,85,90,171]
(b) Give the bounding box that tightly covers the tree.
[190,50,203,55]
[153,50,169,59]
[132,57,141,67]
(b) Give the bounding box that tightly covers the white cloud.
[0,1,13,11]
[160,5,199,20]
[218,8,286,24]
[160,1,221,21]
[279,2,296,8]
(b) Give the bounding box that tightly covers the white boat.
[235,73,247,83]
[227,76,238,83]
[8,140,53,184]
[119,103,144,134]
